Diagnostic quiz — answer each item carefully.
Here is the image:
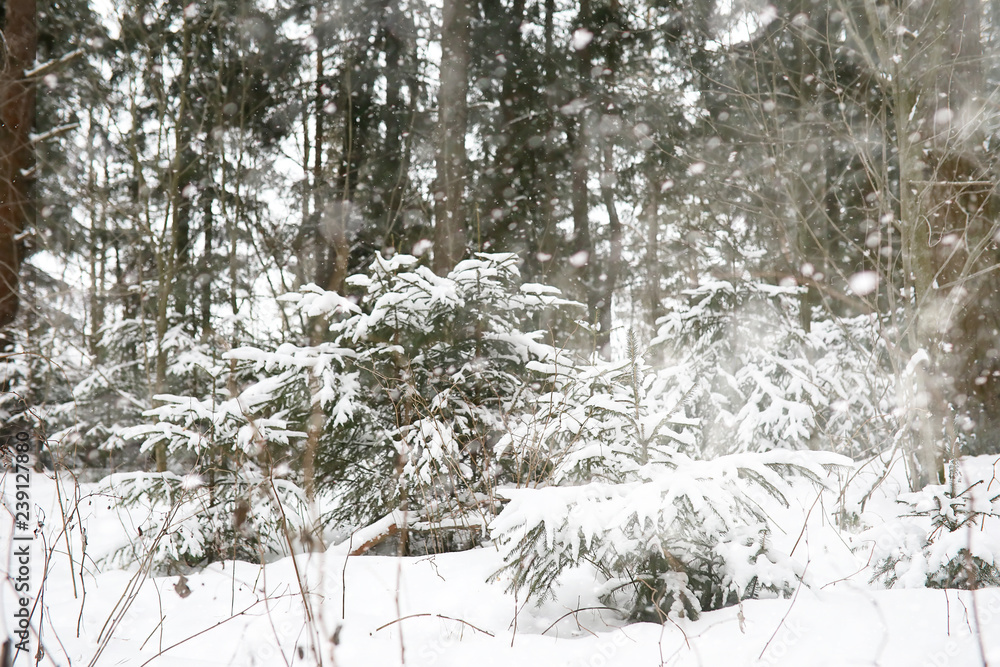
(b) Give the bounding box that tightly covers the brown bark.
[0,0,36,328]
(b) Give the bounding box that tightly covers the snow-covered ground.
[3,458,1000,666]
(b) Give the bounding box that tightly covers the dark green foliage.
[229,252,580,538]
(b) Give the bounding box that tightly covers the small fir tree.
[492,334,850,621]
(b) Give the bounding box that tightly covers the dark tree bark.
[0,0,36,328]
[595,0,624,356]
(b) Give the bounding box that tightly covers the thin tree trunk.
[893,0,984,488]
[0,0,36,329]
[598,145,622,356]
[596,0,623,356]
[313,39,326,287]
[433,0,470,275]
[570,0,594,329]
[644,170,660,330]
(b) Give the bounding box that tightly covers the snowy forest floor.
[4,458,1000,667]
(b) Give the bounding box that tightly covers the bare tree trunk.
[644,170,661,330]
[788,2,828,334]
[152,12,199,473]
[597,144,622,356]
[433,0,470,275]
[171,20,195,321]
[569,0,595,331]
[892,0,984,488]
[0,0,36,329]
[595,0,624,357]
[313,39,327,287]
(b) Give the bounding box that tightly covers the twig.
[41,603,74,667]
[945,589,951,637]
[342,529,355,617]
[268,477,316,626]
[970,589,991,667]
[789,486,824,557]
[758,561,809,661]
[395,513,407,665]
[510,592,531,648]
[139,616,165,651]
[665,613,691,650]
[375,613,495,637]
[137,597,286,667]
[89,501,182,667]
[540,606,620,636]
[820,547,875,589]
[52,470,79,599]
[30,122,80,144]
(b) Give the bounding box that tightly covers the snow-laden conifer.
[493,332,851,621]
[868,456,1000,589]
[227,252,581,550]
[652,278,892,457]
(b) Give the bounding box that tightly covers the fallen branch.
[342,509,488,556]
[349,521,400,556]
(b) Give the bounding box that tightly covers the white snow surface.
[2,461,1000,666]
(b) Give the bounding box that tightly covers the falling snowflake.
[571,29,593,51]
[569,250,589,267]
[849,271,879,296]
